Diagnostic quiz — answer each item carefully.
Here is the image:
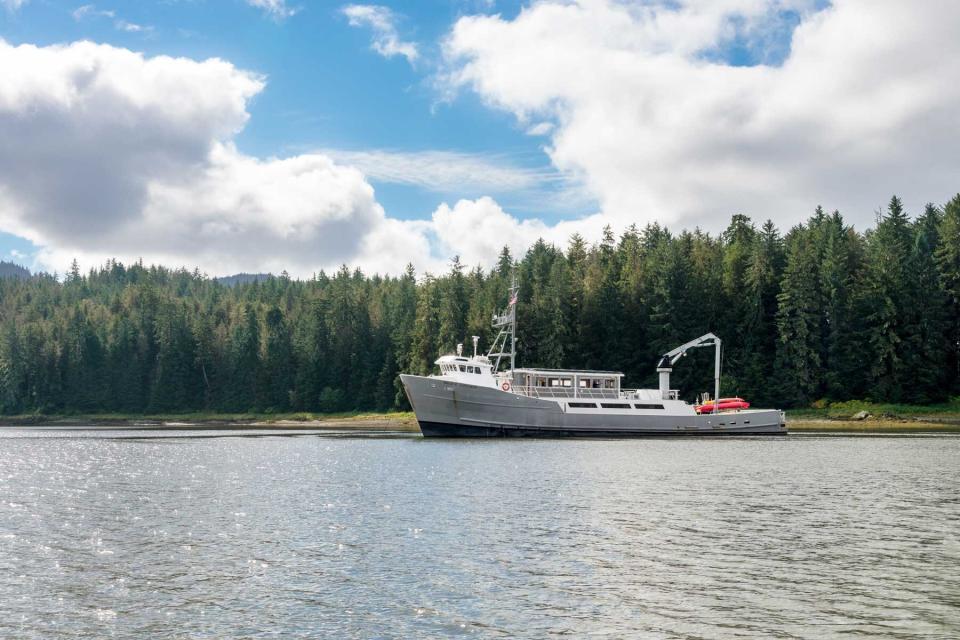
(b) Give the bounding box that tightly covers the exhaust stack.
[657,356,672,400]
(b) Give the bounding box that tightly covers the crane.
[655,333,721,403]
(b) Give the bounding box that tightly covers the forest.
[0,194,958,415]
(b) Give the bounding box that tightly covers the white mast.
[488,276,518,376]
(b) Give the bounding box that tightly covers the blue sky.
[1,1,957,276]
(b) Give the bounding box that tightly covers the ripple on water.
[0,430,957,638]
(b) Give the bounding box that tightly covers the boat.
[399,280,786,437]
[696,397,751,413]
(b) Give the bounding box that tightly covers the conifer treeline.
[1,195,958,415]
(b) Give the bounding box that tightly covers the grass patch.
[788,398,960,421]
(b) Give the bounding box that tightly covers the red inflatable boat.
[696,397,750,413]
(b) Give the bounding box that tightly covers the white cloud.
[444,0,960,231]
[246,0,297,20]
[319,148,554,193]
[72,5,113,21]
[342,4,419,64]
[72,4,152,34]
[0,38,566,278]
[114,19,150,33]
[2,0,27,12]
[431,197,604,268]
[0,40,395,276]
[525,121,553,136]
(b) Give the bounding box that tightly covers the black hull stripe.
[417,421,788,438]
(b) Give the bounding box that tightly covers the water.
[1,429,958,638]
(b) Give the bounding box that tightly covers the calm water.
[1,429,958,638]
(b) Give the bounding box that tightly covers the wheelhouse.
[511,368,623,399]
[434,354,498,388]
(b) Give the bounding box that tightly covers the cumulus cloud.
[342,4,419,64]
[431,197,604,268]
[444,0,960,230]
[0,38,556,278]
[0,40,404,276]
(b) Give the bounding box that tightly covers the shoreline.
[2,412,960,433]
[0,412,421,432]
[787,419,960,433]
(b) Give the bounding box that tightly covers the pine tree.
[227,304,260,411]
[936,194,960,393]
[861,196,915,402]
[261,305,293,411]
[741,220,782,405]
[818,211,862,399]
[437,256,468,354]
[408,276,441,375]
[775,227,821,405]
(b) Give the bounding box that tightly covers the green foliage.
[0,193,957,414]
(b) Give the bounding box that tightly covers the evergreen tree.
[741,220,782,405]
[818,212,862,399]
[861,196,915,402]
[261,305,293,411]
[775,226,821,405]
[226,304,260,411]
[936,194,960,393]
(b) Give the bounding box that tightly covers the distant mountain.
[214,272,273,287]
[0,261,30,280]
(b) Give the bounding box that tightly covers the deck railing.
[512,386,616,399]
[512,386,679,401]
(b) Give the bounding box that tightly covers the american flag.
[509,290,518,306]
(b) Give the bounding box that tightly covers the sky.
[0,0,958,277]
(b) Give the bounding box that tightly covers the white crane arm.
[655,333,722,404]
[657,333,721,368]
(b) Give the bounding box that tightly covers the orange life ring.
[501,381,511,391]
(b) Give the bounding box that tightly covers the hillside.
[0,261,30,279]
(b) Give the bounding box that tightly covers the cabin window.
[473,367,481,375]
[549,378,560,387]
[568,402,596,408]
[604,379,616,389]
[459,365,466,372]
[601,403,630,409]
[634,404,665,410]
